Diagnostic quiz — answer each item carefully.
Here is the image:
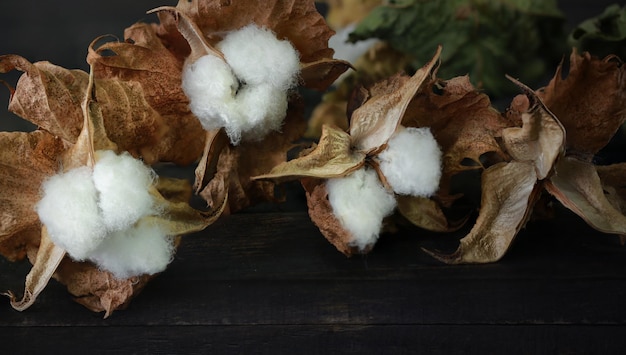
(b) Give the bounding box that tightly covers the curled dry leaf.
[172,0,334,63]
[545,157,626,235]
[396,195,467,233]
[87,21,207,165]
[350,46,441,153]
[425,161,540,263]
[255,124,365,182]
[597,163,626,213]
[538,50,626,155]
[306,42,412,139]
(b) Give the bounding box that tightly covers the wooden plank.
[3,324,626,354]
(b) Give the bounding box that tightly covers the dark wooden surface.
[1,1,625,354]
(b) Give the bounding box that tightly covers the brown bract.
[87,21,206,165]
[538,50,626,156]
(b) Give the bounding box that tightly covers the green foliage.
[349,0,566,97]
[568,4,626,60]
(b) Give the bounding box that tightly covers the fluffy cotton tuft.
[182,24,300,145]
[326,168,397,251]
[88,223,175,280]
[93,150,156,231]
[182,54,238,132]
[36,151,172,278]
[37,167,107,260]
[378,126,442,197]
[218,24,300,91]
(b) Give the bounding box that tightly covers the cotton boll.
[378,126,442,197]
[88,223,175,280]
[36,167,107,260]
[236,83,288,141]
[182,54,238,131]
[218,24,300,91]
[326,168,397,251]
[92,151,156,232]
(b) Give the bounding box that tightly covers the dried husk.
[425,161,540,263]
[349,46,441,153]
[538,50,626,156]
[301,178,362,256]
[254,124,365,182]
[197,100,307,213]
[545,156,626,235]
[87,22,206,165]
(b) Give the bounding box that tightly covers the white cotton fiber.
[181,24,300,145]
[377,126,442,197]
[92,150,156,231]
[36,150,166,278]
[235,83,288,141]
[326,168,397,251]
[88,223,175,280]
[182,54,238,132]
[218,24,300,91]
[36,167,107,260]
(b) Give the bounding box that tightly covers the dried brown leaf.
[546,156,626,235]
[396,195,466,233]
[301,178,361,256]
[0,55,88,142]
[597,163,626,213]
[425,161,539,264]
[300,58,353,92]
[350,46,441,153]
[501,79,565,180]
[88,23,206,165]
[173,0,335,64]
[255,124,365,182]
[53,256,154,318]
[538,50,626,155]
[5,228,66,311]
[0,131,65,261]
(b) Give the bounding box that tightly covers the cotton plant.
[151,1,351,213]
[0,69,223,317]
[255,48,443,255]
